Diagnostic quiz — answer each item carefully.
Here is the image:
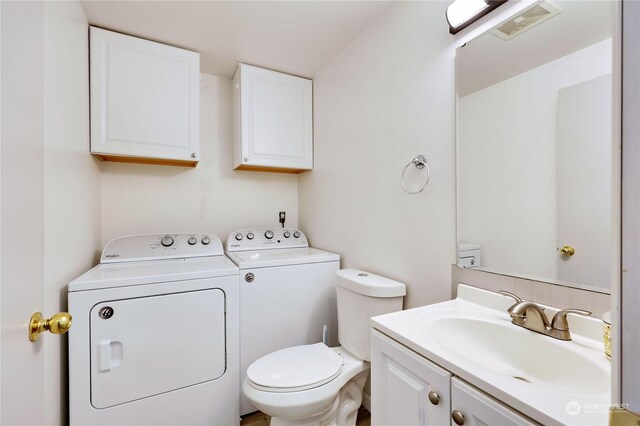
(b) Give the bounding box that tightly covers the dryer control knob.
[161,236,174,247]
[247,232,254,240]
[293,231,301,238]
[283,231,291,238]
[187,237,197,245]
[201,236,211,245]
[264,230,274,239]
[234,233,243,241]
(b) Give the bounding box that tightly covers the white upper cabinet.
[233,63,313,173]
[90,27,200,167]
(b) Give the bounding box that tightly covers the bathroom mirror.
[456,0,613,292]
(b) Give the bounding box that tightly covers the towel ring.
[401,154,430,195]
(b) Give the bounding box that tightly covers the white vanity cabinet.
[450,378,537,426]
[371,331,451,425]
[90,27,200,167]
[371,331,536,426]
[232,63,313,173]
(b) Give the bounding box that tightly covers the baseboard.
[361,391,371,412]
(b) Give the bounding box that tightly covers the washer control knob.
[234,233,243,241]
[187,237,197,245]
[264,230,274,239]
[293,231,301,238]
[247,232,254,240]
[201,236,211,245]
[161,236,174,247]
[283,231,291,238]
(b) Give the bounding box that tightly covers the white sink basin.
[428,316,609,397]
[371,285,611,426]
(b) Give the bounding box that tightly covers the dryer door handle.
[97,339,123,372]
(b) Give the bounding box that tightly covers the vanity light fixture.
[446,0,508,34]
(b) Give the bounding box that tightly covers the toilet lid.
[247,343,343,391]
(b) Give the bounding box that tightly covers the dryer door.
[90,288,226,408]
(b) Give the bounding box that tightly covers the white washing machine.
[68,233,239,425]
[225,228,340,416]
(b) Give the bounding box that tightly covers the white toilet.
[243,268,406,425]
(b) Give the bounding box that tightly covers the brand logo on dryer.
[104,253,120,259]
[98,306,114,319]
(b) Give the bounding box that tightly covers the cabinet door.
[371,330,451,426]
[90,27,200,166]
[450,378,537,426]
[234,63,313,172]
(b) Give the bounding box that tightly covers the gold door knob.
[29,312,72,342]
[560,246,575,257]
[428,390,440,405]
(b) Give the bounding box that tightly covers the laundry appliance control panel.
[225,228,308,251]
[100,233,224,263]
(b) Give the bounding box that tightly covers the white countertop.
[371,284,611,426]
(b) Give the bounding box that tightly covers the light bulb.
[446,0,489,29]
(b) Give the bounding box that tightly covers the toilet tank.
[336,269,406,361]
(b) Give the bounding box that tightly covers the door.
[1,1,47,424]
[621,0,640,417]
[371,330,451,426]
[90,290,226,409]
[555,74,612,288]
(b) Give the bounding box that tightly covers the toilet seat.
[247,343,343,393]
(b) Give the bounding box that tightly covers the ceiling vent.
[491,1,562,40]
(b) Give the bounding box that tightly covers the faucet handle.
[498,290,523,313]
[551,308,592,331]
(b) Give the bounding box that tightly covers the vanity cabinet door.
[450,378,537,426]
[371,330,451,426]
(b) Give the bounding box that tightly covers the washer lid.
[226,247,339,269]
[247,343,343,390]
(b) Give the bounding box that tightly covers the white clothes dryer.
[68,233,239,425]
[225,228,340,416]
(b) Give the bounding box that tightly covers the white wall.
[100,73,299,246]
[458,40,611,283]
[299,1,458,308]
[43,2,102,424]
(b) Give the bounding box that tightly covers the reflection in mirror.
[456,0,612,292]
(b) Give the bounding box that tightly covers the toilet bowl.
[244,345,368,425]
[243,269,406,425]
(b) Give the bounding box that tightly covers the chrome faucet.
[498,290,591,341]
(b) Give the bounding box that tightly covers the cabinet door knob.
[452,410,465,425]
[428,390,440,405]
